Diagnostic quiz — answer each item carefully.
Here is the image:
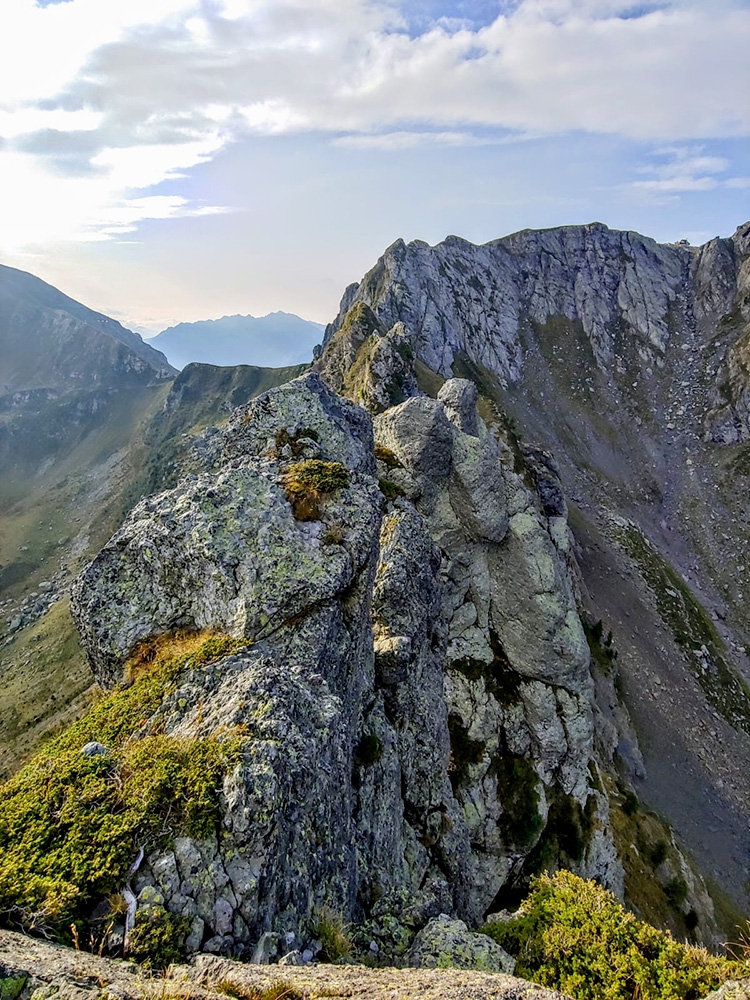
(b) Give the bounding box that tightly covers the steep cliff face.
[321,222,750,922]
[326,223,750,431]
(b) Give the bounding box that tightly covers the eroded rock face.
[325,224,690,379]
[315,302,418,414]
[325,222,750,444]
[71,372,620,958]
[320,223,750,934]
[71,374,378,687]
[373,381,620,915]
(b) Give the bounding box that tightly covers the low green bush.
[0,632,246,937]
[481,870,743,1000]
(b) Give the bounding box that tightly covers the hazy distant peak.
[149,311,324,370]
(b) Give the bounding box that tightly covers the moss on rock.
[282,459,349,521]
[0,631,246,936]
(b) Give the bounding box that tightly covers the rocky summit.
[0,223,749,997]
[71,369,622,955]
[321,222,750,922]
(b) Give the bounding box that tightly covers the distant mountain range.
[148,311,324,370]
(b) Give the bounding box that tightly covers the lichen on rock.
[62,368,625,960]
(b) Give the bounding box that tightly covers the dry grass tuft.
[282,460,349,522]
[215,980,304,1000]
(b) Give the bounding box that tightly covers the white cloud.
[0,107,102,139]
[90,135,224,189]
[333,129,501,149]
[0,0,747,248]
[0,147,227,249]
[628,145,744,202]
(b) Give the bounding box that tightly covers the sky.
[0,0,748,338]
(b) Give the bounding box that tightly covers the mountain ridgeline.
[0,223,749,981]
[148,311,324,370]
[318,220,750,923]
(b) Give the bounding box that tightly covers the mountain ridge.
[148,311,324,370]
[0,223,748,978]
[0,263,174,379]
[318,219,750,919]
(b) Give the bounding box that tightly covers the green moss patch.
[481,870,744,1000]
[449,632,522,707]
[0,975,27,1000]
[0,632,246,935]
[491,755,543,848]
[129,906,190,969]
[378,478,405,501]
[374,443,402,468]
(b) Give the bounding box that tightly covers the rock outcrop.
[320,222,750,926]
[70,368,623,959]
[408,914,515,973]
[0,927,572,1000]
[326,223,750,420]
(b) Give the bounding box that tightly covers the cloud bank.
[1,0,748,246]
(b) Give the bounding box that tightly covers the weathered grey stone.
[277,950,305,966]
[700,979,750,1000]
[151,851,180,898]
[70,353,623,956]
[185,916,205,954]
[202,935,233,955]
[408,914,515,974]
[213,898,234,937]
[438,379,480,436]
[324,223,691,379]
